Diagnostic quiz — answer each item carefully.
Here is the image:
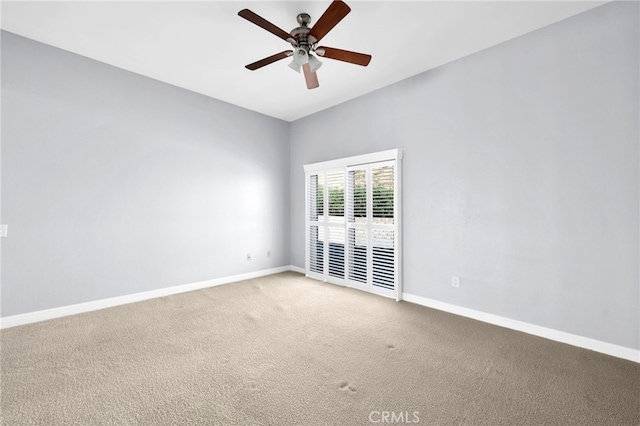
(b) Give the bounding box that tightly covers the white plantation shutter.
[345,162,397,298]
[370,164,396,295]
[347,167,368,291]
[306,173,324,278]
[326,170,346,281]
[305,150,402,300]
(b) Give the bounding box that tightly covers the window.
[304,150,402,300]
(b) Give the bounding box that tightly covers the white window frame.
[304,149,403,301]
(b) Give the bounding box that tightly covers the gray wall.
[290,2,639,349]
[1,32,290,317]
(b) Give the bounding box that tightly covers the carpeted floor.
[1,272,638,425]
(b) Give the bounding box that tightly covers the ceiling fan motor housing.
[290,24,311,47]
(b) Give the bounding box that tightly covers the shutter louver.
[328,227,345,278]
[372,229,395,290]
[348,228,367,283]
[327,172,345,222]
[308,174,322,221]
[372,165,394,225]
[309,226,323,273]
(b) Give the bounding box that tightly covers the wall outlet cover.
[452,276,460,288]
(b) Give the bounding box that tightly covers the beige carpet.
[1,272,638,425]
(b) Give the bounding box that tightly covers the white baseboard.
[289,265,305,274]
[402,293,639,363]
[0,265,297,329]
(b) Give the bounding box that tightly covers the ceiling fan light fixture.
[288,58,301,73]
[308,54,323,73]
[293,47,309,65]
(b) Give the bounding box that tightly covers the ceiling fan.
[238,0,372,90]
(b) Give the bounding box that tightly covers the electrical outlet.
[451,276,460,288]
[246,253,252,261]
[267,250,271,258]
[0,225,6,238]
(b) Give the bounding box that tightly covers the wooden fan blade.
[317,46,371,66]
[245,51,293,71]
[302,63,319,90]
[238,9,292,42]
[308,1,351,44]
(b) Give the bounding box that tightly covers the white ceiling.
[1,1,607,122]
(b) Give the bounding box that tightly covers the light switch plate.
[0,225,7,238]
